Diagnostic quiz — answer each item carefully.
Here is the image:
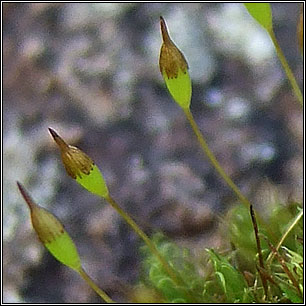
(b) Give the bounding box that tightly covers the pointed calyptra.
[49,128,109,198]
[159,16,192,110]
[17,182,81,271]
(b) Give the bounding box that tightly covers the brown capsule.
[17,182,65,244]
[159,16,189,79]
[49,128,94,179]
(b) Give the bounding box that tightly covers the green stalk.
[183,108,251,209]
[104,195,191,298]
[78,267,115,303]
[268,29,303,108]
[48,128,192,299]
[266,209,303,266]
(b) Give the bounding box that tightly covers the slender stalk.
[266,209,303,266]
[266,240,302,296]
[78,267,115,303]
[268,29,303,108]
[250,205,268,298]
[183,108,251,209]
[104,195,187,291]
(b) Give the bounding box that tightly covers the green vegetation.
[17,3,303,303]
[17,182,115,303]
[137,203,303,303]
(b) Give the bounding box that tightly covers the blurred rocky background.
[3,3,303,303]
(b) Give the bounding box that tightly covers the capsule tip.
[48,127,58,140]
[48,127,70,151]
[17,181,35,210]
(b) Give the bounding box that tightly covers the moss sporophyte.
[16,12,303,303]
[49,128,191,296]
[48,128,109,198]
[159,17,252,211]
[17,182,82,271]
[159,16,192,110]
[17,182,115,303]
[244,3,303,107]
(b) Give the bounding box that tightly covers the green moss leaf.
[156,277,179,301]
[215,272,226,294]
[279,282,303,303]
[207,249,250,302]
[141,233,203,303]
[244,3,272,32]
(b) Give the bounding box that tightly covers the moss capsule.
[159,16,192,109]
[17,182,81,271]
[49,128,109,198]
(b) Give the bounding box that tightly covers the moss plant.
[159,16,192,110]
[48,128,189,295]
[159,16,252,210]
[244,3,303,108]
[138,202,303,303]
[16,5,303,303]
[139,233,205,303]
[17,182,115,303]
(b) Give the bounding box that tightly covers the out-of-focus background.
[3,3,303,303]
